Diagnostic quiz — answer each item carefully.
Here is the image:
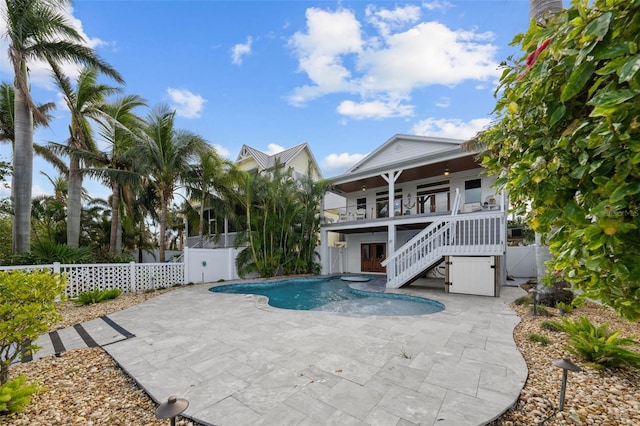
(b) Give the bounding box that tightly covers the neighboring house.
[318,134,507,296]
[186,142,344,247]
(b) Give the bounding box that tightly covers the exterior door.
[361,243,386,273]
[448,256,495,296]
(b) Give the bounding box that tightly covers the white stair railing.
[382,209,505,289]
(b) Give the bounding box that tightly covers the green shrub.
[554,316,640,369]
[29,241,92,264]
[527,333,551,345]
[541,320,564,332]
[514,295,533,306]
[73,288,122,305]
[555,301,574,314]
[0,375,44,413]
[530,305,552,317]
[0,270,66,404]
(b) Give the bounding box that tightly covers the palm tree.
[83,94,146,253]
[3,0,123,252]
[184,147,237,247]
[140,105,207,262]
[49,63,121,247]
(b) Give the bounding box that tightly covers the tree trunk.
[12,79,33,253]
[66,155,82,247]
[530,0,563,25]
[110,182,120,253]
[159,192,167,262]
[198,194,206,247]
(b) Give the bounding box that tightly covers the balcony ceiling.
[332,154,479,194]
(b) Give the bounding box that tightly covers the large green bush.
[477,0,640,320]
[0,270,67,413]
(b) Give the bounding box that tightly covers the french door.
[361,243,386,273]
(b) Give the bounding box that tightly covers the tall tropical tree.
[83,94,146,253]
[184,147,237,247]
[49,64,121,247]
[234,162,326,277]
[2,0,123,252]
[140,105,207,262]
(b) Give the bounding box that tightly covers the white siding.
[356,140,455,172]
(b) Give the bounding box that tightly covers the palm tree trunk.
[66,156,82,247]
[159,192,168,262]
[530,0,563,24]
[110,182,120,252]
[12,79,33,253]
[199,194,206,247]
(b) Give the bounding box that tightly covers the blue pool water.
[209,276,444,316]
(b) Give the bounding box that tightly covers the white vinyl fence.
[506,245,536,278]
[0,262,184,298]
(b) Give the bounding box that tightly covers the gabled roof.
[326,134,481,193]
[235,142,323,179]
[347,134,463,173]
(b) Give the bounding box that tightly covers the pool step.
[22,316,135,363]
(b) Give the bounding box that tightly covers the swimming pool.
[209,276,445,316]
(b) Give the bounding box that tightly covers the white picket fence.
[0,262,184,298]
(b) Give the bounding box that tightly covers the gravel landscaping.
[3,287,639,425]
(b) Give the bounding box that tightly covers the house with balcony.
[318,134,507,296]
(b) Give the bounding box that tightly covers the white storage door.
[448,256,495,296]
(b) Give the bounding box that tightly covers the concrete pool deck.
[39,280,529,425]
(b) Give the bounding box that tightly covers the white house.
[319,134,507,296]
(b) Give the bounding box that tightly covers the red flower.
[526,39,551,68]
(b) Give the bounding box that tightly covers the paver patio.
[37,280,528,425]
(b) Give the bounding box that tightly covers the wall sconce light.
[361,184,366,191]
[444,168,450,176]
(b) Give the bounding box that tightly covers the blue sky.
[0,0,543,200]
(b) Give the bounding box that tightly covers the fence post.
[227,248,235,280]
[184,246,190,284]
[130,261,136,292]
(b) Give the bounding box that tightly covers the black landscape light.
[552,357,582,411]
[156,395,189,426]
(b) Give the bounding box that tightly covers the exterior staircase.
[382,192,506,289]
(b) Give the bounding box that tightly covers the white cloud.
[322,152,367,171]
[411,117,492,139]
[211,144,231,159]
[422,1,453,12]
[365,4,421,39]
[435,97,451,108]
[166,88,206,119]
[287,5,501,119]
[287,7,363,105]
[337,99,413,120]
[0,4,115,91]
[231,36,253,65]
[265,143,285,155]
